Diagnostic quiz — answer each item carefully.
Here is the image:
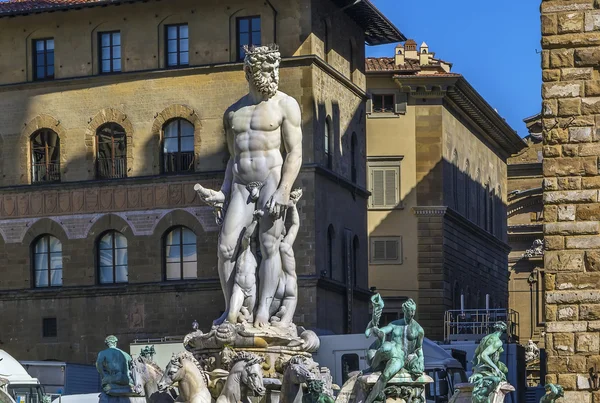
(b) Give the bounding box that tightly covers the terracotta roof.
[0,0,122,15]
[365,57,420,72]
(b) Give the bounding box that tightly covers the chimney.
[394,43,405,66]
[404,39,418,60]
[419,42,430,65]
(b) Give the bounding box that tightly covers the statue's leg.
[214,183,254,325]
[255,174,285,327]
[228,283,245,323]
[274,245,297,326]
[366,358,403,403]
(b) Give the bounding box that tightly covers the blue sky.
[367,0,541,137]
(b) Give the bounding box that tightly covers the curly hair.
[243,44,281,98]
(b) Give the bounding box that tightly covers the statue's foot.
[271,320,291,328]
[213,311,229,326]
[254,310,270,328]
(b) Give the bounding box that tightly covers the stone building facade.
[0,0,403,364]
[365,41,525,340]
[541,0,600,397]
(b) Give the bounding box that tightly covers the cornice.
[411,206,448,216]
[508,163,543,178]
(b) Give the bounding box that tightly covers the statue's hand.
[267,189,290,218]
[194,184,225,206]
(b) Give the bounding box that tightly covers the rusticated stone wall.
[542,1,600,398]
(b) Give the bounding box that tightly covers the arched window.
[325,117,333,169]
[353,235,359,286]
[98,231,128,284]
[451,150,458,209]
[464,160,470,220]
[33,235,62,287]
[327,225,335,279]
[96,123,127,179]
[351,132,358,183]
[162,119,195,174]
[31,129,60,183]
[164,226,197,280]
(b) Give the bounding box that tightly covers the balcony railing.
[97,157,126,179]
[32,163,60,183]
[163,151,194,174]
[444,308,520,343]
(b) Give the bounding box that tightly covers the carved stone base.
[336,370,433,403]
[449,382,515,403]
[98,392,146,403]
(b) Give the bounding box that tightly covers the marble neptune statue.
[195,44,303,328]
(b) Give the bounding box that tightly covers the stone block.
[576,332,600,353]
[559,305,579,320]
[563,67,594,81]
[544,99,558,116]
[548,291,600,305]
[566,235,600,249]
[587,251,600,271]
[558,373,578,390]
[582,97,600,114]
[583,177,600,189]
[544,32,600,49]
[546,251,585,272]
[577,204,600,220]
[543,50,550,69]
[563,144,579,157]
[547,356,568,373]
[543,13,558,35]
[586,10,600,31]
[546,272,557,291]
[546,205,559,222]
[551,48,575,67]
[547,304,558,321]
[567,355,588,373]
[581,304,600,320]
[570,126,594,142]
[558,12,584,33]
[576,47,600,66]
[586,80,600,96]
[545,128,569,144]
[545,177,559,190]
[558,177,582,190]
[558,205,577,221]
[559,98,582,116]
[545,145,562,158]
[544,190,598,203]
[546,374,558,386]
[544,69,561,82]
[546,236,565,250]
[556,273,600,290]
[544,158,583,176]
[545,221,599,235]
[543,82,582,98]
[547,321,588,333]
[563,391,592,403]
[584,157,599,175]
[579,143,600,157]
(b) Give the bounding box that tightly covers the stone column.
[542,1,600,401]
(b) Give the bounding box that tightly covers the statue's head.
[244,44,281,99]
[402,299,417,322]
[493,321,507,333]
[105,335,118,348]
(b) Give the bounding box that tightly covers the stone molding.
[411,206,448,216]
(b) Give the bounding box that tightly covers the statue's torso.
[228,93,288,184]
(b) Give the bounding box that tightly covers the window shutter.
[372,169,385,207]
[395,93,407,115]
[366,96,373,114]
[385,240,398,260]
[384,169,397,206]
[373,240,386,260]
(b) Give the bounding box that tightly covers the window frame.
[165,23,189,68]
[163,226,198,281]
[161,118,195,174]
[97,231,128,285]
[367,157,403,210]
[42,317,58,338]
[32,235,63,288]
[236,15,261,61]
[96,123,127,179]
[98,31,122,74]
[370,236,403,265]
[372,94,396,114]
[33,38,55,81]
[30,129,60,184]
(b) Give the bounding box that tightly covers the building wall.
[0,0,371,362]
[541,1,600,395]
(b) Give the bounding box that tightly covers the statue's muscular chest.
[229,102,283,134]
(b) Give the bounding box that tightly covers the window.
[164,227,197,280]
[98,231,128,284]
[162,119,195,174]
[237,16,261,60]
[96,123,126,179]
[351,133,358,183]
[372,94,395,113]
[42,318,57,338]
[31,129,60,183]
[370,236,402,265]
[325,118,332,169]
[452,150,459,209]
[327,225,335,279]
[33,38,54,80]
[166,24,189,67]
[33,235,63,287]
[99,31,121,73]
[368,158,401,209]
[341,354,359,385]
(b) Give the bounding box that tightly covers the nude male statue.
[195,45,302,328]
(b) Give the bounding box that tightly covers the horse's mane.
[170,351,209,386]
[230,351,264,370]
[137,355,163,374]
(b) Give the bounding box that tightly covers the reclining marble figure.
[194,43,303,328]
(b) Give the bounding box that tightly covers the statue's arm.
[283,204,300,245]
[479,341,502,373]
[278,96,303,195]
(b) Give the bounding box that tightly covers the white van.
[0,350,46,403]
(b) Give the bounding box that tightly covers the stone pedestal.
[449,382,515,403]
[336,370,433,403]
[98,393,146,403]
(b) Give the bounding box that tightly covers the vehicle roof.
[51,393,100,403]
[0,350,38,383]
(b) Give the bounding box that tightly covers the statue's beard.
[248,70,279,98]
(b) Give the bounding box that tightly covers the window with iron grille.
[162,119,195,174]
[164,227,197,280]
[33,235,63,287]
[33,38,54,81]
[237,16,261,60]
[43,318,57,338]
[31,129,60,183]
[166,24,189,67]
[372,94,395,113]
[98,231,128,284]
[370,236,402,265]
[99,31,121,73]
[96,123,127,179]
[368,158,401,209]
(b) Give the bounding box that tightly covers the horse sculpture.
[131,355,175,403]
[157,352,211,403]
[281,356,316,403]
[217,352,266,403]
